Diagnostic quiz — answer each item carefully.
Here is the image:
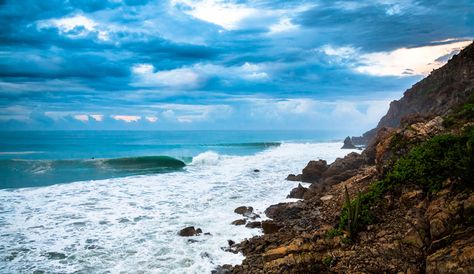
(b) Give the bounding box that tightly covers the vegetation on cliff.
[225,42,474,274]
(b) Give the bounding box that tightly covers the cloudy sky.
[0,0,473,131]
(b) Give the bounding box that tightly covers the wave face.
[0,156,186,189]
[0,142,360,273]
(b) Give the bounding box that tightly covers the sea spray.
[0,142,358,273]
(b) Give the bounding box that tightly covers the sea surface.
[0,130,358,273]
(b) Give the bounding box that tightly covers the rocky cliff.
[218,42,474,274]
[353,41,474,145]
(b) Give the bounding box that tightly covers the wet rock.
[246,221,261,228]
[228,240,235,246]
[178,226,202,237]
[234,206,254,215]
[261,220,282,234]
[301,160,328,182]
[231,219,246,226]
[286,174,302,181]
[265,203,302,221]
[341,136,356,149]
[287,184,307,199]
[212,264,233,274]
[234,206,259,219]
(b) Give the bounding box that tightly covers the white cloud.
[112,115,141,123]
[275,99,316,114]
[73,114,89,122]
[356,40,471,76]
[171,0,257,30]
[319,40,472,77]
[155,103,232,123]
[240,62,269,80]
[145,116,158,122]
[239,97,393,130]
[37,14,109,40]
[269,17,298,34]
[132,64,201,89]
[90,114,104,122]
[131,62,269,89]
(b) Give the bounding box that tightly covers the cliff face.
[354,41,474,145]
[221,42,474,274]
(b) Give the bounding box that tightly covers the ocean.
[0,130,358,273]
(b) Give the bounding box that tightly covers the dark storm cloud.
[0,0,473,130]
[297,0,474,51]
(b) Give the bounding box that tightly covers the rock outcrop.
[178,226,202,237]
[223,41,474,274]
[301,160,328,182]
[341,136,356,149]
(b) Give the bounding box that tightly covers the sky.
[0,0,473,132]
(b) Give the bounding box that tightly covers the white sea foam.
[0,151,43,155]
[0,142,359,273]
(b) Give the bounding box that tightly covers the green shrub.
[337,127,474,238]
[322,256,333,267]
[325,228,343,238]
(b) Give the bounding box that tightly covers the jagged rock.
[402,227,425,248]
[301,160,328,182]
[231,219,246,226]
[322,153,364,179]
[286,174,302,181]
[426,233,474,274]
[261,220,282,234]
[265,203,302,221]
[246,221,261,228]
[341,136,356,149]
[287,184,307,199]
[178,226,202,237]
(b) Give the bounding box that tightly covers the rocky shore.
[214,42,474,273]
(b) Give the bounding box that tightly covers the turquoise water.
[0,131,357,273]
[0,130,344,188]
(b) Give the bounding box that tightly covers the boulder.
[245,221,261,228]
[178,226,202,237]
[301,160,328,182]
[322,152,364,179]
[234,206,254,215]
[231,219,246,226]
[265,203,302,221]
[286,174,302,181]
[287,184,307,199]
[341,136,356,149]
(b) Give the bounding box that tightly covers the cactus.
[344,185,361,239]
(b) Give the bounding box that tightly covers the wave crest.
[190,151,221,166]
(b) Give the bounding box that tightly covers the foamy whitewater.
[0,142,358,273]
